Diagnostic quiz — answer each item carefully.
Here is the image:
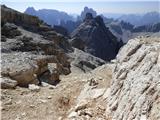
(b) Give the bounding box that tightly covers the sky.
[1,0,160,14]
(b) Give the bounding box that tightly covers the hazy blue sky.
[1,0,160,14]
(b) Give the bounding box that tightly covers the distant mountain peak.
[81,6,97,20]
[25,7,36,12]
[24,7,74,25]
[25,7,36,15]
[118,11,160,26]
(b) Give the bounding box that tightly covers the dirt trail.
[1,64,113,120]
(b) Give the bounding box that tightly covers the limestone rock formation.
[71,13,121,61]
[107,36,160,120]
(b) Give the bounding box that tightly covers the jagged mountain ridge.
[132,22,160,32]
[70,13,122,61]
[118,11,160,26]
[25,7,74,26]
[106,20,160,43]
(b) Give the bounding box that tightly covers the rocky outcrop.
[106,36,160,120]
[1,23,22,38]
[71,13,121,61]
[1,52,61,87]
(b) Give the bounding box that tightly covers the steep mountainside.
[70,13,122,61]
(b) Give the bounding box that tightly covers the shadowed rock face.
[71,13,122,61]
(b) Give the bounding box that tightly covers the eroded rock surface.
[107,36,160,120]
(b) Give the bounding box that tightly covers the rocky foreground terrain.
[1,5,160,120]
[1,33,160,120]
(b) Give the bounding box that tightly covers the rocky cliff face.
[106,35,160,120]
[71,13,121,61]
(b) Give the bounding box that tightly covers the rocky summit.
[71,13,122,61]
